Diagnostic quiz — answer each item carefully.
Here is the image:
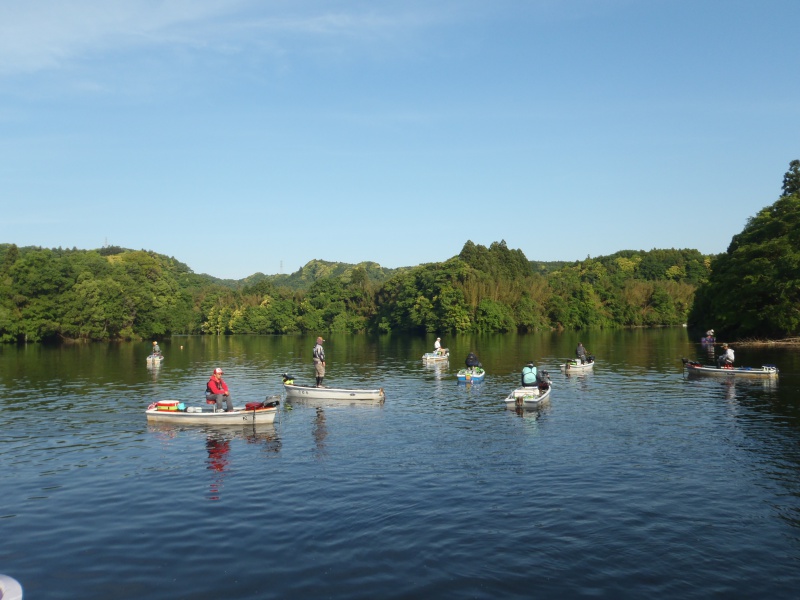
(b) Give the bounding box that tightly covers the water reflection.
[459,380,483,394]
[423,360,448,380]
[561,369,594,393]
[206,431,231,501]
[147,422,282,500]
[286,396,385,410]
[313,407,328,457]
[146,362,161,381]
[511,403,551,433]
[241,424,282,453]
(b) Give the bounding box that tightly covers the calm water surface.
[2,330,800,599]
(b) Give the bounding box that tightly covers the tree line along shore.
[3,160,799,344]
[0,241,710,342]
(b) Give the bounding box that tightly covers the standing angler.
[313,337,326,387]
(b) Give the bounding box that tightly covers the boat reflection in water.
[423,360,448,380]
[510,403,551,434]
[206,431,231,501]
[313,407,328,458]
[146,362,161,381]
[147,422,282,500]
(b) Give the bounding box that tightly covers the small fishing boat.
[146,353,164,365]
[456,367,485,382]
[560,358,594,372]
[681,358,779,378]
[145,397,280,424]
[422,351,449,362]
[283,383,386,403]
[504,385,552,409]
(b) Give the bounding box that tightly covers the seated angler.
[465,352,482,369]
[520,362,538,387]
[716,343,734,368]
[206,368,234,412]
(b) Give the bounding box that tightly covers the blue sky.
[2,0,799,280]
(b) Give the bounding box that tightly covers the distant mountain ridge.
[210,258,573,290]
[0,243,656,289]
[237,259,411,291]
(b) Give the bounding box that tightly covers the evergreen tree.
[782,159,800,197]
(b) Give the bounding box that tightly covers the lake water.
[2,330,800,599]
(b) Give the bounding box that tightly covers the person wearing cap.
[434,337,446,355]
[152,340,161,356]
[313,337,326,387]
[206,368,233,412]
[521,361,538,387]
[716,343,735,368]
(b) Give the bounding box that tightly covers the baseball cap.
[214,368,224,374]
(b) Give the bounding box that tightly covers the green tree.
[782,159,800,197]
[690,193,800,338]
[61,275,129,340]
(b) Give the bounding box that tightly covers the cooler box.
[156,400,180,412]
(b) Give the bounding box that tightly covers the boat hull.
[283,384,386,402]
[0,574,23,600]
[683,361,779,378]
[561,359,594,372]
[504,386,552,408]
[146,354,164,364]
[457,367,485,382]
[422,352,449,362]
[145,405,278,424]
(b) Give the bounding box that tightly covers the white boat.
[682,358,779,378]
[0,574,23,600]
[560,358,594,372]
[422,351,449,362]
[146,353,164,364]
[283,383,386,403]
[145,398,280,425]
[504,385,552,409]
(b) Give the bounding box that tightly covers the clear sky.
[2,0,798,280]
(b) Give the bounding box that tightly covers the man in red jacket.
[206,368,233,412]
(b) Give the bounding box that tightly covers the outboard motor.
[537,370,551,391]
[263,394,281,408]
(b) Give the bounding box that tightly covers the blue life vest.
[521,365,537,385]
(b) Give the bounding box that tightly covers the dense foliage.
[689,192,800,339]
[0,240,712,342]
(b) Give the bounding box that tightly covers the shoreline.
[732,337,800,347]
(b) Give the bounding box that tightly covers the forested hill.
[0,240,717,343]
[266,260,409,291]
[5,163,797,343]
